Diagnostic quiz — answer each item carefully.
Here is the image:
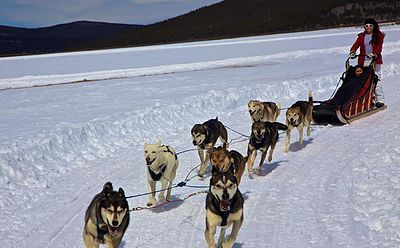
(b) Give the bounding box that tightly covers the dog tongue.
[109,225,118,235]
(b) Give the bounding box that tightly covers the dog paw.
[248,173,254,179]
[147,198,156,206]
[268,156,272,162]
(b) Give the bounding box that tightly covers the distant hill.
[93,0,399,48]
[0,21,143,56]
[1,1,399,56]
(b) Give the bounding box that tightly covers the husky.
[83,182,129,248]
[285,91,313,153]
[205,171,244,248]
[247,121,288,176]
[208,143,247,185]
[144,141,179,206]
[191,117,228,177]
[248,100,281,122]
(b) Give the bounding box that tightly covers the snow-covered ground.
[1,26,400,248]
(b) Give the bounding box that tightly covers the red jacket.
[350,31,384,65]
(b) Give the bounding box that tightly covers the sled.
[313,55,386,125]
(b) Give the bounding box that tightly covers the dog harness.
[199,128,211,149]
[250,135,265,150]
[95,206,108,242]
[163,145,178,160]
[211,194,236,227]
[148,165,167,181]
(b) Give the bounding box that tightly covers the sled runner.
[313,55,386,125]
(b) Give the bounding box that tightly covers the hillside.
[93,0,400,48]
[0,21,142,56]
[1,0,399,56]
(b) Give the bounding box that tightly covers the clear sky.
[0,0,222,28]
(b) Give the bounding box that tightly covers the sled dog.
[285,91,313,153]
[205,171,244,248]
[248,100,281,122]
[144,141,179,206]
[208,143,248,185]
[83,182,129,248]
[247,121,287,175]
[191,117,228,177]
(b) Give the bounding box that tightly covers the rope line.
[129,190,209,212]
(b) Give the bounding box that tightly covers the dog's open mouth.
[107,224,118,236]
[249,110,256,115]
[220,200,230,211]
[146,158,155,165]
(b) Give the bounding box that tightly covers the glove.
[367,53,377,59]
[349,51,356,59]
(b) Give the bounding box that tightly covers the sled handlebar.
[345,54,376,70]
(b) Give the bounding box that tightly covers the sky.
[0,0,222,28]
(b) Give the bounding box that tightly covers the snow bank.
[0,72,339,206]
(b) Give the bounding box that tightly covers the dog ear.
[118,188,125,197]
[103,182,113,195]
[157,140,161,146]
[207,147,215,155]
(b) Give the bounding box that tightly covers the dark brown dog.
[247,121,287,176]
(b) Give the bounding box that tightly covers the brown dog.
[285,91,313,153]
[247,121,287,176]
[208,144,247,185]
[248,100,281,122]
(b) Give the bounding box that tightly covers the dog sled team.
[83,18,387,246]
[83,90,316,248]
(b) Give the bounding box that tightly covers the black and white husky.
[191,117,228,177]
[83,182,130,248]
[205,172,244,248]
[144,141,179,206]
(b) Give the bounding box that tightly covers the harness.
[163,145,177,160]
[199,128,211,149]
[147,145,177,181]
[148,164,167,181]
[95,204,108,242]
[250,135,265,150]
[211,194,236,227]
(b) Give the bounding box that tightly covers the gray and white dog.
[191,117,228,177]
[83,182,129,248]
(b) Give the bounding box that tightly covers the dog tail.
[274,122,288,131]
[307,90,313,118]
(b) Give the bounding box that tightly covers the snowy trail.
[1,26,400,248]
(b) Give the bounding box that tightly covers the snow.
[1,26,400,247]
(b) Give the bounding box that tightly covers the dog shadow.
[150,195,184,213]
[289,137,314,152]
[256,160,288,177]
[233,243,244,248]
